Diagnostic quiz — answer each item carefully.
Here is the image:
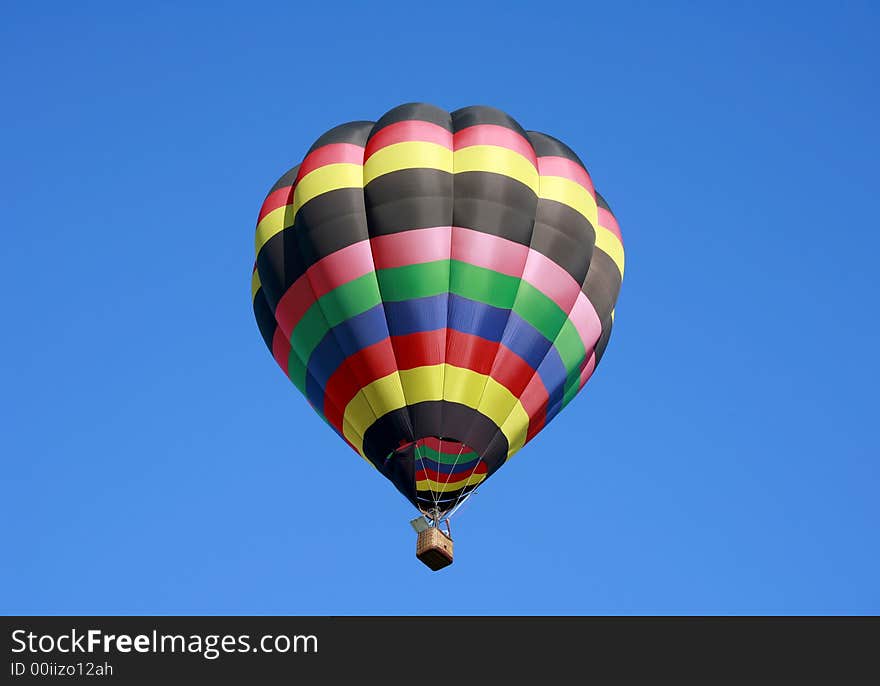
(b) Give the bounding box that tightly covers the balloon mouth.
[392,436,488,519]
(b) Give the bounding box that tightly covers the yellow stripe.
[251,269,261,302]
[454,145,538,193]
[254,163,363,254]
[363,141,452,184]
[402,362,444,422]
[253,159,624,279]
[360,374,407,419]
[343,390,378,447]
[500,411,528,458]
[595,226,625,277]
[341,377,409,458]
[342,364,529,458]
[341,416,372,465]
[417,473,487,492]
[538,175,599,227]
[362,143,540,192]
[539,174,624,275]
[475,379,525,456]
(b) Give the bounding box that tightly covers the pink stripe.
[521,253,582,314]
[520,374,550,419]
[451,226,528,279]
[271,229,602,356]
[578,352,597,391]
[451,229,602,355]
[371,226,451,269]
[271,327,291,376]
[274,277,315,338]
[297,143,364,182]
[537,156,594,195]
[275,241,378,336]
[598,206,623,242]
[569,294,603,353]
[365,120,453,158]
[306,240,375,298]
[454,125,537,164]
[258,185,295,224]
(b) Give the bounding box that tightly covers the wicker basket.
[416,527,454,571]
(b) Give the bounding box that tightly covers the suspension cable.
[443,453,484,525]
[414,440,440,518]
[435,437,469,520]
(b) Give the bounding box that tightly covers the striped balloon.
[252,103,624,519]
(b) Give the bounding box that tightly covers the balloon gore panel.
[252,104,624,516]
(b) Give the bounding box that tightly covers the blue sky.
[2,1,877,614]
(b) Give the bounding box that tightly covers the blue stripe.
[385,294,448,335]
[447,293,509,342]
[414,456,482,474]
[303,294,568,414]
[536,350,567,411]
[305,305,391,407]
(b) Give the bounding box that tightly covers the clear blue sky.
[2,1,877,615]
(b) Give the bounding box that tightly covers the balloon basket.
[416,527,454,571]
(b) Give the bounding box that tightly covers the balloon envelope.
[252,103,624,518]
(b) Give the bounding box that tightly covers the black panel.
[369,103,453,136]
[526,130,586,167]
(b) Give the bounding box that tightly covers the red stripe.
[537,155,594,195]
[257,143,364,225]
[365,120,453,159]
[271,327,360,448]
[526,410,547,443]
[297,142,365,180]
[416,463,488,483]
[274,276,315,338]
[323,330,543,435]
[445,329,498,375]
[446,329,533,396]
[487,345,537,398]
[598,206,623,242]
[525,350,598,444]
[454,124,537,164]
[521,374,551,442]
[272,229,602,356]
[394,330,449,370]
[417,437,472,454]
[258,185,295,224]
[271,327,291,376]
[324,338,399,430]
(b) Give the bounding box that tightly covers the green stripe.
[377,260,450,300]
[415,444,480,464]
[449,261,519,308]
[278,260,585,430]
[514,281,567,341]
[555,320,587,374]
[286,258,589,385]
[289,272,381,368]
[562,376,581,407]
[287,350,308,394]
[321,273,382,327]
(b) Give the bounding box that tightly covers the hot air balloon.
[251,103,624,569]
